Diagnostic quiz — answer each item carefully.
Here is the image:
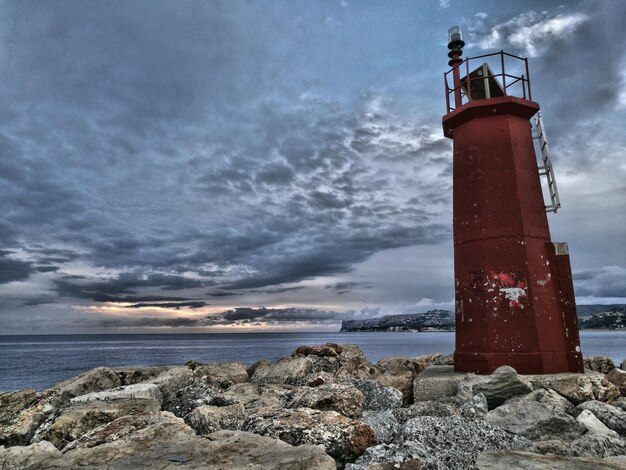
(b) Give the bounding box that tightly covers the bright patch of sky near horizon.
[0,0,624,333]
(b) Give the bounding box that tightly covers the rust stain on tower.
[442,26,584,374]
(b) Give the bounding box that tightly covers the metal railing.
[444,51,532,114]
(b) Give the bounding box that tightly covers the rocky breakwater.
[0,348,624,469]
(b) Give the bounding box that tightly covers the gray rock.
[193,361,249,388]
[352,379,403,411]
[576,409,619,437]
[113,366,169,385]
[184,403,245,435]
[613,397,626,412]
[158,378,220,417]
[571,432,626,458]
[250,357,316,385]
[34,398,161,450]
[362,410,399,444]
[346,441,439,470]
[460,393,488,418]
[69,383,162,404]
[375,370,415,406]
[584,356,616,374]
[222,383,295,413]
[605,368,626,396]
[27,413,336,469]
[526,439,584,457]
[288,383,365,418]
[147,366,194,407]
[514,388,575,415]
[0,388,37,420]
[532,372,620,405]
[485,394,585,441]
[393,400,460,424]
[400,416,530,470]
[53,367,122,402]
[413,366,465,402]
[0,398,56,446]
[0,440,61,469]
[336,357,381,381]
[244,406,376,463]
[576,400,626,436]
[472,366,532,409]
[299,371,335,387]
[476,450,626,469]
[292,343,342,358]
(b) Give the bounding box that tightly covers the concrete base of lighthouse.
[443,96,584,375]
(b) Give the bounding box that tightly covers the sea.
[0,331,624,392]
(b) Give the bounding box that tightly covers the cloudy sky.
[0,0,624,333]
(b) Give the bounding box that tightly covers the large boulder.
[335,357,380,381]
[577,410,619,437]
[250,357,317,385]
[34,398,161,450]
[532,372,620,405]
[584,356,616,374]
[288,383,365,418]
[146,366,194,408]
[472,366,532,409]
[0,441,61,469]
[476,450,626,470]
[352,379,403,411]
[413,365,465,402]
[0,388,37,420]
[393,400,460,424]
[526,439,584,457]
[184,403,245,435]
[70,383,162,404]
[460,393,489,418]
[375,357,424,405]
[28,412,335,469]
[222,383,294,414]
[400,416,530,470]
[244,407,376,463]
[113,366,169,385]
[346,441,436,470]
[576,400,626,436]
[292,343,342,358]
[53,367,122,402]
[361,410,399,444]
[0,398,56,446]
[606,368,626,396]
[193,361,249,388]
[485,391,586,441]
[571,433,626,458]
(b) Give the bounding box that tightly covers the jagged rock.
[456,374,486,401]
[571,432,626,458]
[412,353,450,372]
[247,359,271,377]
[53,367,122,402]
[250,357,316,385]
[472,366,532,409]
[613,397,626,411]
[485,392,586,441]
[413,366,465,402]
[113,366,168,385]
[393,400,460,424]
[433,354,455,366]
[34,398,161,450]
[0,440,61,469]
[336,357,380,381]
[346,441,437,470]
[576,400,626,436]
[70,383,163,404]
[223,383,294,413]
[512,388,575,415]
[244,406,376,463]
[35,413,335,469]
[288,383,365,418]
[159,379,220,418]
[376,357,422,375]
[577,409,619,437]
[375,371,415,406]
[300,371,335,387]
[526,439,583,457]
[193,361,249,388]
[534,372,620,405]
[0,388,37,420]
[400,416,530,470]
[146,366,194,407]
[352,379,403,411]
[606,368,626,396]
[292,343,342,358]
[184,403,245,435]
[584,356,616,374]
[362,410,399,444]
[460,393,488,418]
[0,398,56,446]
[476,450,626,469]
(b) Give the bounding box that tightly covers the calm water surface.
[0,331,624,391]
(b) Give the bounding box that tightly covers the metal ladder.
[534,111,561,213]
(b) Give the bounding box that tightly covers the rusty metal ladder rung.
[534,111,561,213]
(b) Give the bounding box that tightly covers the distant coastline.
[340,305,626,332]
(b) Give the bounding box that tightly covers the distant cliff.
[339,305,626,332]
[340,310,454,332]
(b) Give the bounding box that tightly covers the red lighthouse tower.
[442,27,584,374]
